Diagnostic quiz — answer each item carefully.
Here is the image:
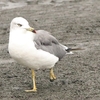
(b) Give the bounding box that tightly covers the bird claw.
[50,76,56,82]
[50,78,56,82]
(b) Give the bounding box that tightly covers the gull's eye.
[17,23,22,27]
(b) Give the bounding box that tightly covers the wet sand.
[0,0,100,100]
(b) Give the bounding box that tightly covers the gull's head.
[10,17,36,33]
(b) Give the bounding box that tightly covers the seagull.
[8,17,81,92]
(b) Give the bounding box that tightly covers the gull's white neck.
[8,29,37,53]
[9,29,35,43]
[8,29,37,61]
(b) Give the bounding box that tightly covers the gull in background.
[8,17,81,92]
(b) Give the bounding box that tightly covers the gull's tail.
[66,47,84,52]
[60,44,84,54]
[66,47,84,54]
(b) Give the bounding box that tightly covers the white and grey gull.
[8,17,82,92]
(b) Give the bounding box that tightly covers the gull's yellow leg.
[25,69,37,92]
[50,68,56,82]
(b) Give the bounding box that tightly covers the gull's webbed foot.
[25,88,37,92]
[50,68,56,82]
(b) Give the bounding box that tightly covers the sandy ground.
[0,0,100,100]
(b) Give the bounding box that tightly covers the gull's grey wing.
[34,30,66,60]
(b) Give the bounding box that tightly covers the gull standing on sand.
[8,17,77,92]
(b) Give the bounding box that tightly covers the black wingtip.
[66,48,72,52]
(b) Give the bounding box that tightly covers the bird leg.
[50,68,56,82]
[25,69,37,92]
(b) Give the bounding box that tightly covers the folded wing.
[34,30,67,60]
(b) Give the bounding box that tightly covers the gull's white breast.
[8,31,59,69]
